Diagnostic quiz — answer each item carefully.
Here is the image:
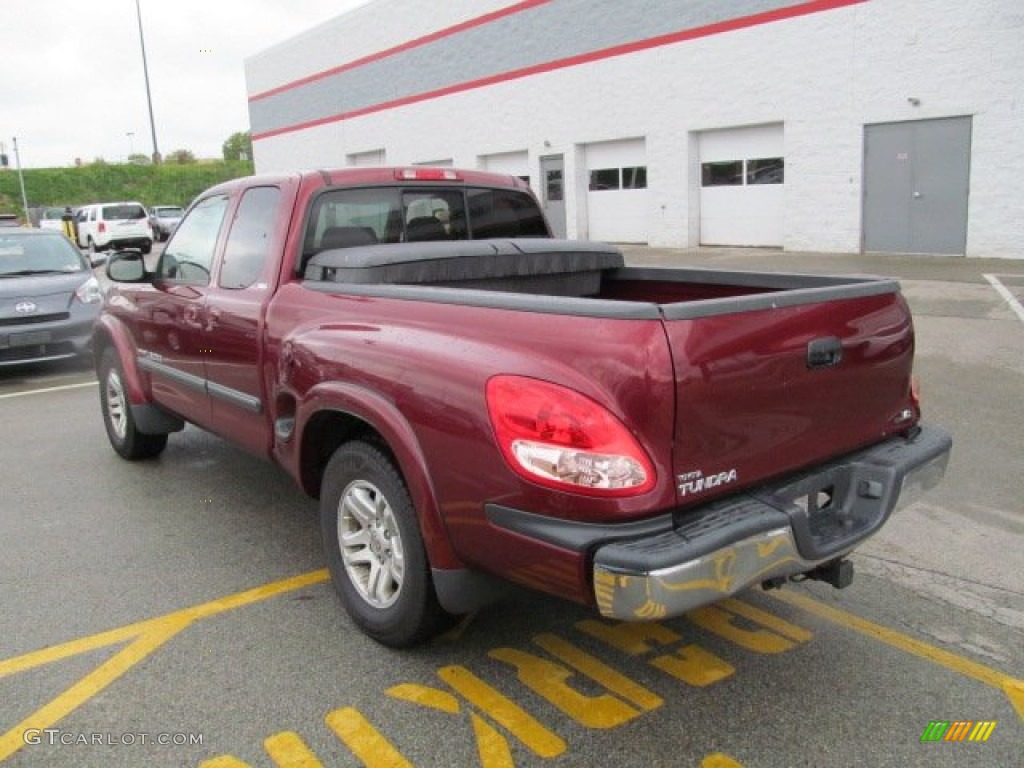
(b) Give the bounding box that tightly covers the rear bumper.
[104,236,152,251]
[488,426,951,621]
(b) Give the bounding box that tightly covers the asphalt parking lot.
[1,247,1021,767]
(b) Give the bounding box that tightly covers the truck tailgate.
[664,288,916,506]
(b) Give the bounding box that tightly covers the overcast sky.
[3,0,373,169]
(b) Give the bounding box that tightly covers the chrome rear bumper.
[593,426,952,621]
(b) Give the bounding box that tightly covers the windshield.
[155,207,184,217]
[0,233,86,276]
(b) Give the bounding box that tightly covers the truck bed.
[302,239,899,319]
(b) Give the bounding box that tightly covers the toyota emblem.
[15,301,37,314]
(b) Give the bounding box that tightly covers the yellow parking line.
[0,570,329,762]
[0,381,97,400]
[769,589,1024,721]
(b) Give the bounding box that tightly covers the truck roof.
[206,167,531,196]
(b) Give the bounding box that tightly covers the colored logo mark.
[920,720,996,742]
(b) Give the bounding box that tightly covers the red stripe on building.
[253,0,867,141]
[249,0,554,103]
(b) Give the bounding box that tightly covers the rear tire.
[99,347,168,460]
[320,441,451,647]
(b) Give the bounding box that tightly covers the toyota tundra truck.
[95,167,952,647]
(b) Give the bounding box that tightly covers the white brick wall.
[247,0,1024,258]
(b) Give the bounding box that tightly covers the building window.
[701,161,743,187]
[703,158,785,187]
[589,168,621,191]
[622,166,647,189]
[746,157,784,185]
[545,169,563,202]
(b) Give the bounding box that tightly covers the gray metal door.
[863,116,971,254]
[540,155,566,238]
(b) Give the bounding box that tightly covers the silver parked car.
[0,229,103,366]
[149,205,184,242]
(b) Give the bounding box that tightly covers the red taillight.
[98,222,106,233]
[485,375,656,497]
[394,168,462,181]
[910,375,922,410]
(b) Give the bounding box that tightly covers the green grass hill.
[0,161,255,222]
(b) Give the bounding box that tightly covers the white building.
[245,0,1024,259]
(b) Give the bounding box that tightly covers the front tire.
[320,441,450,647]
[99,347,168,460]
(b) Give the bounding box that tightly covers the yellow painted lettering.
[490,647,641,729]
[387,683,460,714]
[263,731,324,767]
[199,757,252,768]
[651,644,735,687]
[470,713,515,768]
[718,599,813,643]
[438,665,566,758]
[325,708,413,768]
[688,605,795,654]
[533,633,662,711]
[701,753,746,768]
[388,668,565,764]
[575,619,682,655]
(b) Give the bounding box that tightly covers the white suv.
[76,202,153,254]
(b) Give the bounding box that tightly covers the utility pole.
[12,137,31,226]
[134,0,161,164]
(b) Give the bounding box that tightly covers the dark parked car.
[0,228,103,366]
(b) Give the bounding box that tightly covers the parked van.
[76,202,153,254]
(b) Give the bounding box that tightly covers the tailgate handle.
[807,337,843,369]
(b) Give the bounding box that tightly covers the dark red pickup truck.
[96,167,951,647]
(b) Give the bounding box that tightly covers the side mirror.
[106,251,149,283]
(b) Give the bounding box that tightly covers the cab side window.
[157,195,229,285]
[220,186,280,289]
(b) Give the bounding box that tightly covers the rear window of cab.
[304,186,549,254]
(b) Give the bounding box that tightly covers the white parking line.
[984,274,1024,325]
[0,381,98,400]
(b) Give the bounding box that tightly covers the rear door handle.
[807,337,843,369]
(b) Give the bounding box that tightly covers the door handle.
[913,191,922,199]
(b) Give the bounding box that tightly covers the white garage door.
[585,138,648,243]
[480,150,530,186]
[699,124,784,247]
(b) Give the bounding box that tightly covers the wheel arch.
[93,314,147,405]
[295,384,463,572]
